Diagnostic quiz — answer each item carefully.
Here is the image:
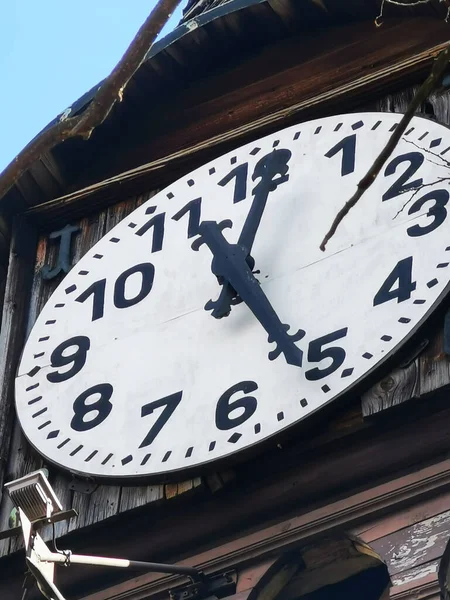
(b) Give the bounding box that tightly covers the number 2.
[382,152,424,201]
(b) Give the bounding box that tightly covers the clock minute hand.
[192,220,305,367]
[238,147,291,254]
[206,148,292,319]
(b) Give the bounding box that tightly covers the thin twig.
[320,43,450,251]
[0,0,182,202]
[393,176,449,218]
[404,137,450,168]
[375,0,433,27]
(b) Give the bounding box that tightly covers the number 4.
[373,256,416,306]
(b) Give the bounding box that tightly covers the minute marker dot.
[102,453,113,465]
[70,445,83,456]
[32,407,47,418]
[141,454,151,465]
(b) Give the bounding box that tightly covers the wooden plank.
[119,484,164,513]
[418,327,450,396]
[372,510,450,576]
[67,201,130,531]
[45,210,109,541]
[361,361,419,417]
[391,564,439,595]
[69,485,121,532]
[352,489,450,543]
[0,218,38,490]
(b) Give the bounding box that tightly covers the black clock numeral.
[382,152,424,202]
[215,381,258,430]
[47,336,91,383]
[135,208,165,253]
[71,383,113,432]
[76,263,155,321]
[218,163,249,203]
[138,381,258,449]
[76,279,106,321]
[406,189,449,237]
[113,263,155,309]
[305,328,348,381]
[172,198,202,238]
[139,391,183,448]
[373,256,416,306]
[325,134,356,176]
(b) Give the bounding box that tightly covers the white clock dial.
[15,113,450,479]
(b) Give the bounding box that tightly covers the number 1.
[325,134,356,176]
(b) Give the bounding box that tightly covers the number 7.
[139,391,182,448]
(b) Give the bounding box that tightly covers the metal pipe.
[40,551,201,578]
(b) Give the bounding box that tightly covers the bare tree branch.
[320,43,450,252]
[0,0,182,202]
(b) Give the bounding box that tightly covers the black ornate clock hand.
[192,219,304,367]
[205,148,292,318]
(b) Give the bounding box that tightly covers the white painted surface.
[15,113,450,478]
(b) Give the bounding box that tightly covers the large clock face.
[15,113,450,479]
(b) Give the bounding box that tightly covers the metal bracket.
[0,509,77,541]
[399,338,429,368]
[68,477,98,494]
[169,571,237,600]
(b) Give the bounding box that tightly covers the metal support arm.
[38,551,203,580]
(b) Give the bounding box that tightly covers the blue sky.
[0,1,185,173]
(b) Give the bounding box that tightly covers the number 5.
[305,328,348,381]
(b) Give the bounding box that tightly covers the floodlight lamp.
[5,469,62,522]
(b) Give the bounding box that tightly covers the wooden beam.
[25,18,450,225]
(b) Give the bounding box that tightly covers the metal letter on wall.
[41,225,80,280]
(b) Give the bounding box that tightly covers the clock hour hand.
[204,252,256,318]
[192,220,305,367]
[208,148,292,319]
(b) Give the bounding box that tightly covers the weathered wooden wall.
[0,191,207,557]
[2,82,450,559]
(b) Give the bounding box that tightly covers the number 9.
[47,336,91,383]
